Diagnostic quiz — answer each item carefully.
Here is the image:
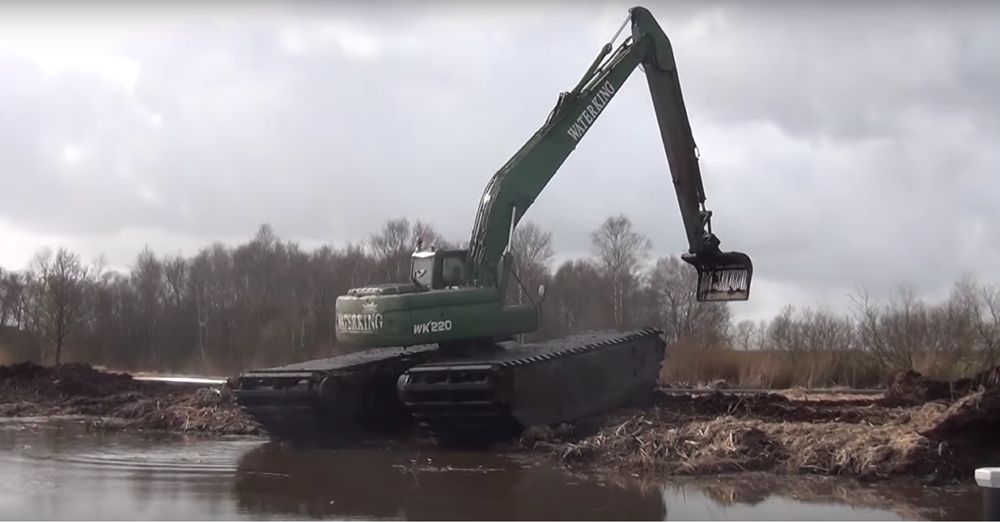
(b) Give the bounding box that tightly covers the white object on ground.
[977,468,1000,488]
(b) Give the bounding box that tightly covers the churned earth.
[1,361,998,484]
[518,368,1000,484]
[0,362,257,435]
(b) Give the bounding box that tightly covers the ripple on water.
[34,452,239,475]
[0,417,258,480]
[0,417,983,521]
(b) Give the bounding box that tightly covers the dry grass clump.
[561,414,784,474]
[88,387,259,435]
[548,411,942,479]
[544,366,1000,482]
[767,420,936,478]
[534,386,992,482]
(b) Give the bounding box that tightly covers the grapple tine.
[682,251,753,302]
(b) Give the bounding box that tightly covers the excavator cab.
[411,249,471,290]
[682,250,753,302]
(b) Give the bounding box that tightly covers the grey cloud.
[667,1,1000,140]
[0,1,998,322]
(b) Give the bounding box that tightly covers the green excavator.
[235,6,752,443]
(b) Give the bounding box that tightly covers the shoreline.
[2,361,997,485]
[517,390,997,485]
[0,362,259,436]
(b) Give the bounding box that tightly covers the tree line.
[1,216,998,386]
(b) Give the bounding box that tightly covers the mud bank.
[0,362,259,435]
[520,372,1000,484]
[4,362,998,483]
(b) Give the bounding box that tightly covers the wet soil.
[883,365,1000,404]
[8,418,980,521]
[0,362,258,435]
[3,362,998,484]
[519,369,1000,484]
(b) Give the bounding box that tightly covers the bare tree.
[0,269,25,327]
[369,218,410,281]
[546,260,607,336]
[33,248,88,364]
[730,320,758,351]
[766,305,799,356]
[976,284,1000,368]
[851,287,887,372]
[799,307,855,386]
[188,251,212,368]
[938,277,993,375]
[851,286,919,374]
[369,218,446,282]
[509,221,554,305]
[131,247,166,366]
[591,215,651,329]
[647,255,730,346]
[163,256,189,310]
[413,220,448,250]
[849,284,976,379]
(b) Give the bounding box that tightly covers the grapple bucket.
[682,251,752,302]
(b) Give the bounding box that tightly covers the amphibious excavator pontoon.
[235,6,753,444]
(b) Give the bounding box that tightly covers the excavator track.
[236,329,664,445]
[397,329,665,443]
[234,345,438,442]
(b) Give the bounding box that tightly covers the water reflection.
[0,418,983,521]
[659,475,982,521]
[234,443,665,520]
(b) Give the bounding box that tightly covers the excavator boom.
[468,6,751,301]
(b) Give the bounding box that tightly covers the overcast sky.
[1,1,998,322]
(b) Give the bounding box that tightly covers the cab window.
[412,256,434,288]
[440,255,466,287]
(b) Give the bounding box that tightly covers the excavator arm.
[467,6,752,301]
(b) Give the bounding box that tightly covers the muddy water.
[0,418,982,520]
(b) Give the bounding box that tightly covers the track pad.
[682,251,752,302]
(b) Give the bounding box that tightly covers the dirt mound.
[653,391,789,414]
[0,361,47,380]
[650,391,890,424]
[0,361,138,397]
[884,371,968,403]
[922,387,1000,440]
[913,387,1000,477]
[884,366,1000,404]
[0,362,258,436]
